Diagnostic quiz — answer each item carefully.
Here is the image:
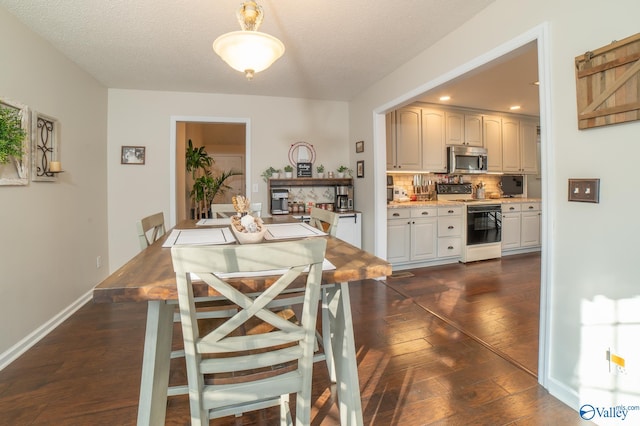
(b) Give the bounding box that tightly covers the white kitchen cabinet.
[336,212,362,248]
[387,107,446,172]
[387,207,437,264]
[501,202,541,252]
[391,107,422,170]
[445,110,483,147]
[502,117,538,174]
[501,203,521,250]
[520,203,541,247]
[520,118,539,174]
[420,108,447,172]
[483,115,502,172]
[501,117,520,173]
[385,111,396,170]
[437,206,463,258]
[387,212,412,264]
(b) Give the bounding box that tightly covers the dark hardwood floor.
[0,252,592,425]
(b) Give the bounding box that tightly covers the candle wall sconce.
[31,111,61,181]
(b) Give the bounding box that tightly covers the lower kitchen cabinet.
[387,206,461,268]
[501,202,541,253]
[437,206,462,258]
[336,212,362,248]
[387,207,437,264]
[520,206,541,247]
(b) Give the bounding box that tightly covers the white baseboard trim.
[0,289,93,371]
[547,375,579,412]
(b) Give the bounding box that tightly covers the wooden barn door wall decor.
[575,32,640,130]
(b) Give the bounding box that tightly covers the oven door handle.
[467,208,501,214]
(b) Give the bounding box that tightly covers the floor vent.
[388,272,414,279]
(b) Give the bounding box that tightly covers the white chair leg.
[322,288,337,382]
[280,394,292,426]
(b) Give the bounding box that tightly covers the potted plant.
[186,139,242,219]
[261,166,281,182]
[0,105,26,174]
[283,164,294,178]
[316,164,325,178]
[336,165,352,178]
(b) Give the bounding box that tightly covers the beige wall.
[349,0,640,411]
[107,90,348,270]
[0,8,108,358]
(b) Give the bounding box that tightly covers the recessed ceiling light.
[439,96,451,101]
[510,105,521,111]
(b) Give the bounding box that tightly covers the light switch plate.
[568,178,600,203]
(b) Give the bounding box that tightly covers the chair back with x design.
[171,238,327,425]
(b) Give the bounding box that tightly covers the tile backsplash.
[388,173,508,199]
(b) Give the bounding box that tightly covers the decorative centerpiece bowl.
[230,215,266,244]
[229,195,266,244]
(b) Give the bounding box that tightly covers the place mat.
[263,222,326,240]
[196,218,231,226]
[162,228,236,247]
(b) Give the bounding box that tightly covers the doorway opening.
[374,24,552,387]
[171,117,251,226]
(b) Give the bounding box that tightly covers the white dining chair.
[309,207,339,237]
[136,212,237,398]
[210,203,237,218]
[171,238,327,425]
[136,212,166,250]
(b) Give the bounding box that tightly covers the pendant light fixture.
[213,1,285,80]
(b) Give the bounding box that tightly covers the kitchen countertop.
[387,198,541,208]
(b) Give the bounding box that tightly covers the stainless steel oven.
[466,204,501,245]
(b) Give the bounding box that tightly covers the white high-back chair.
[210,203,236,218]
[136,212,166,250]
[211,202,262,218]
[171,239,327,425]
[309,207,340,237]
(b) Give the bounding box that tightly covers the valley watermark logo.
[579,404,639,421]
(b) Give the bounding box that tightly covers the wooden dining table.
[93,218,391,425]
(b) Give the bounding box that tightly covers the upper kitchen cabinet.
[445,110,483,147]
[519,118,539,174]
[390,107,422,170]
[483,115,503,172]
[502,116,538,174]
[387,106,446,172]
[420,108,447,172]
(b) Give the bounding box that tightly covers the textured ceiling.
[0,0,497,101]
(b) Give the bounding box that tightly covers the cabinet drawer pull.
[448,210,454,214]
[448,225,454,229]
[528,206,534,209]
[421,211,430,215]
[392,212,400,217]
[448,246,454,250]
[509,207,515,210]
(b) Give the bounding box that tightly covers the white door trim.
[372,22,553,388]
[169,116,251,228]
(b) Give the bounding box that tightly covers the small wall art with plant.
[0,98,30,185]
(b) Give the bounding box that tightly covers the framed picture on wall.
[121,146,145,165]
[356,160,364,178]
[355,140,364,153]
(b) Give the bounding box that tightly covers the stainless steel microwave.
[447,146,488,174]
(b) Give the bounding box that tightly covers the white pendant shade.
[213,31,285,79]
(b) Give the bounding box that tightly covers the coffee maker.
[270,188,289,214]
[335,185,353,212]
